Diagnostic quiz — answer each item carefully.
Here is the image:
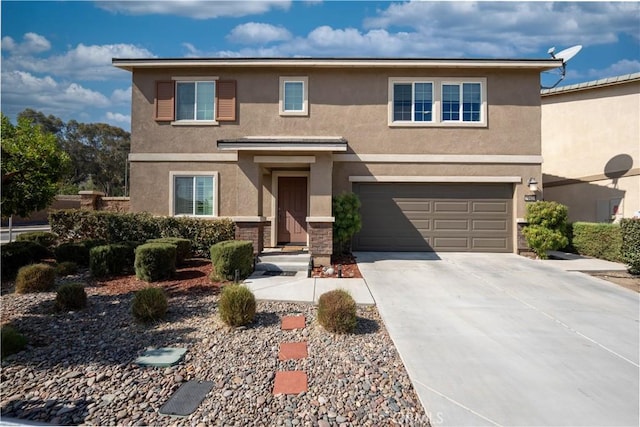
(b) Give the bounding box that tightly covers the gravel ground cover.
[1,262,429,426]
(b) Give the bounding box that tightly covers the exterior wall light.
[527,177,539,192]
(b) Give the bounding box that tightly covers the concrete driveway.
[355,252,639,427]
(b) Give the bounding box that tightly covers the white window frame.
[169,171,219,217]
[390,80,435,124]
[172,76,218,126]
[388,77,487,127]
[279,76,308,116]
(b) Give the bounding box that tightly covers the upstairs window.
[154,78,236,123]
[442,82,482,122]
[176,81,215,121]
[389,77,486,127]
[279,76,308,116]
[393,82,433,122]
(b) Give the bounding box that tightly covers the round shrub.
[1,325,27,358]
[55,283,87,311]
[90,243,135,278]
[134,243,176,282]
[132,287,168,322]
[147,238,191,265]
[218,284,256,327]
[16,231,58,248]
[54,242,89,266]
[15,263,56,294]
[317,289,357,334]
[1,241,50,280]
[210,240,254,281]
[55,261,78,277]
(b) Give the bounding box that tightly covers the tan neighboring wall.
[541,74,640,222]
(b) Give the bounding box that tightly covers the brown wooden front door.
[277,177,308,244]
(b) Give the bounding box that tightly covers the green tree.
[332,192,362,254]
[522,201,569,259]
[1,113,71,218]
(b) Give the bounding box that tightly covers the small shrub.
[147,238,191,265]
[54,239,105,266]
[1,325,27,358]
[56,261,78,276]
[218,284,256,327]
[210,240,254,281]
[16,231,58,248]
[522,201,569,259]
[15,263,56,293]
[134,243,176,282]
[333,192,362,254]
[621,218,640,275]
[55,283,87,311]
[1,241,50,280]
[572,222,622,262]
[318,289,357,334]
[132,287,168,322]
[90,243,135,278]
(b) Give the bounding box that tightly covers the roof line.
[541,72,640,95]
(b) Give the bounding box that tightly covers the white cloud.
[111,86,132,104]
[105,112,131,124]
[1,70,111,120]
[227,22,292,45]
[3,41,154,80]
[98,0,291,19]
[1,32,51,54]
[587,59,640,79]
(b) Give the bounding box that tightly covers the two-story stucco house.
[112,57,560,265]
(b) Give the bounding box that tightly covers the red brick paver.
[278,342,308,361]
[281,315,305,330]
[273,371,308,395]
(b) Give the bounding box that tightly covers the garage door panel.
[353,183,513,253]
[472,201,509,214]
[434,201,470,213]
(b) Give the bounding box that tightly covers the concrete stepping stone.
[278,342,308,360]
[272,371,308,395]
[281,315,305,330]
[135,347,187,367]
[159,380,214,417]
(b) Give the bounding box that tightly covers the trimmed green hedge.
[621,218,640,274]
[210,240,254,281]
[54,239,106,266]
[1,241,50,280]
[90,243,137,277]
[135,243,176,282]
[147,237,191,265]
[572,222,622,262]
[49,210,234,257]
[16,231,58,248]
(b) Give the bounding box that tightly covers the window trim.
[169,171,219,217]
[171,76,219,125]
[279,76,308,116]
[388,77,487,127]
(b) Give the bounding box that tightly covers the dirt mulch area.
[90,258,225,296]
[312,253,362,279]
[586,271,640,293]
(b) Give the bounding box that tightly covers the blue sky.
[2,1,639,131]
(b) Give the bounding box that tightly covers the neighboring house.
[113,57,560,264]
[541,73,640,223]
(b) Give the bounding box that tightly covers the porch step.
[255,252,311,272]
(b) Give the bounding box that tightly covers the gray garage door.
[353,183,513,252]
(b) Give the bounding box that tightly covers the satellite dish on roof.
[541,44,583,89]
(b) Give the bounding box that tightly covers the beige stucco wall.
[541,79,640,221]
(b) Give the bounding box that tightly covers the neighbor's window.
[173,175,215,216]
[442,82,481,122]
[393,82,433,122]
[279,76,308,116]
[176,81,215,121]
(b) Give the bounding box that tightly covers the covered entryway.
[353,183,513,252]
[277,176,308,244]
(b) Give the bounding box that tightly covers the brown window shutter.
[155,81,175,121]
[216,80,237,122]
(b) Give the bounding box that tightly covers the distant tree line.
[17,108,130,197]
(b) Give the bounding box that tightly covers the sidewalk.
[542,250,629,272]
[244,271,375,305]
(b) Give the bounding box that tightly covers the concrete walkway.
[355,252,639,427]
[543,250,630,272]
[244,271,375,305]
